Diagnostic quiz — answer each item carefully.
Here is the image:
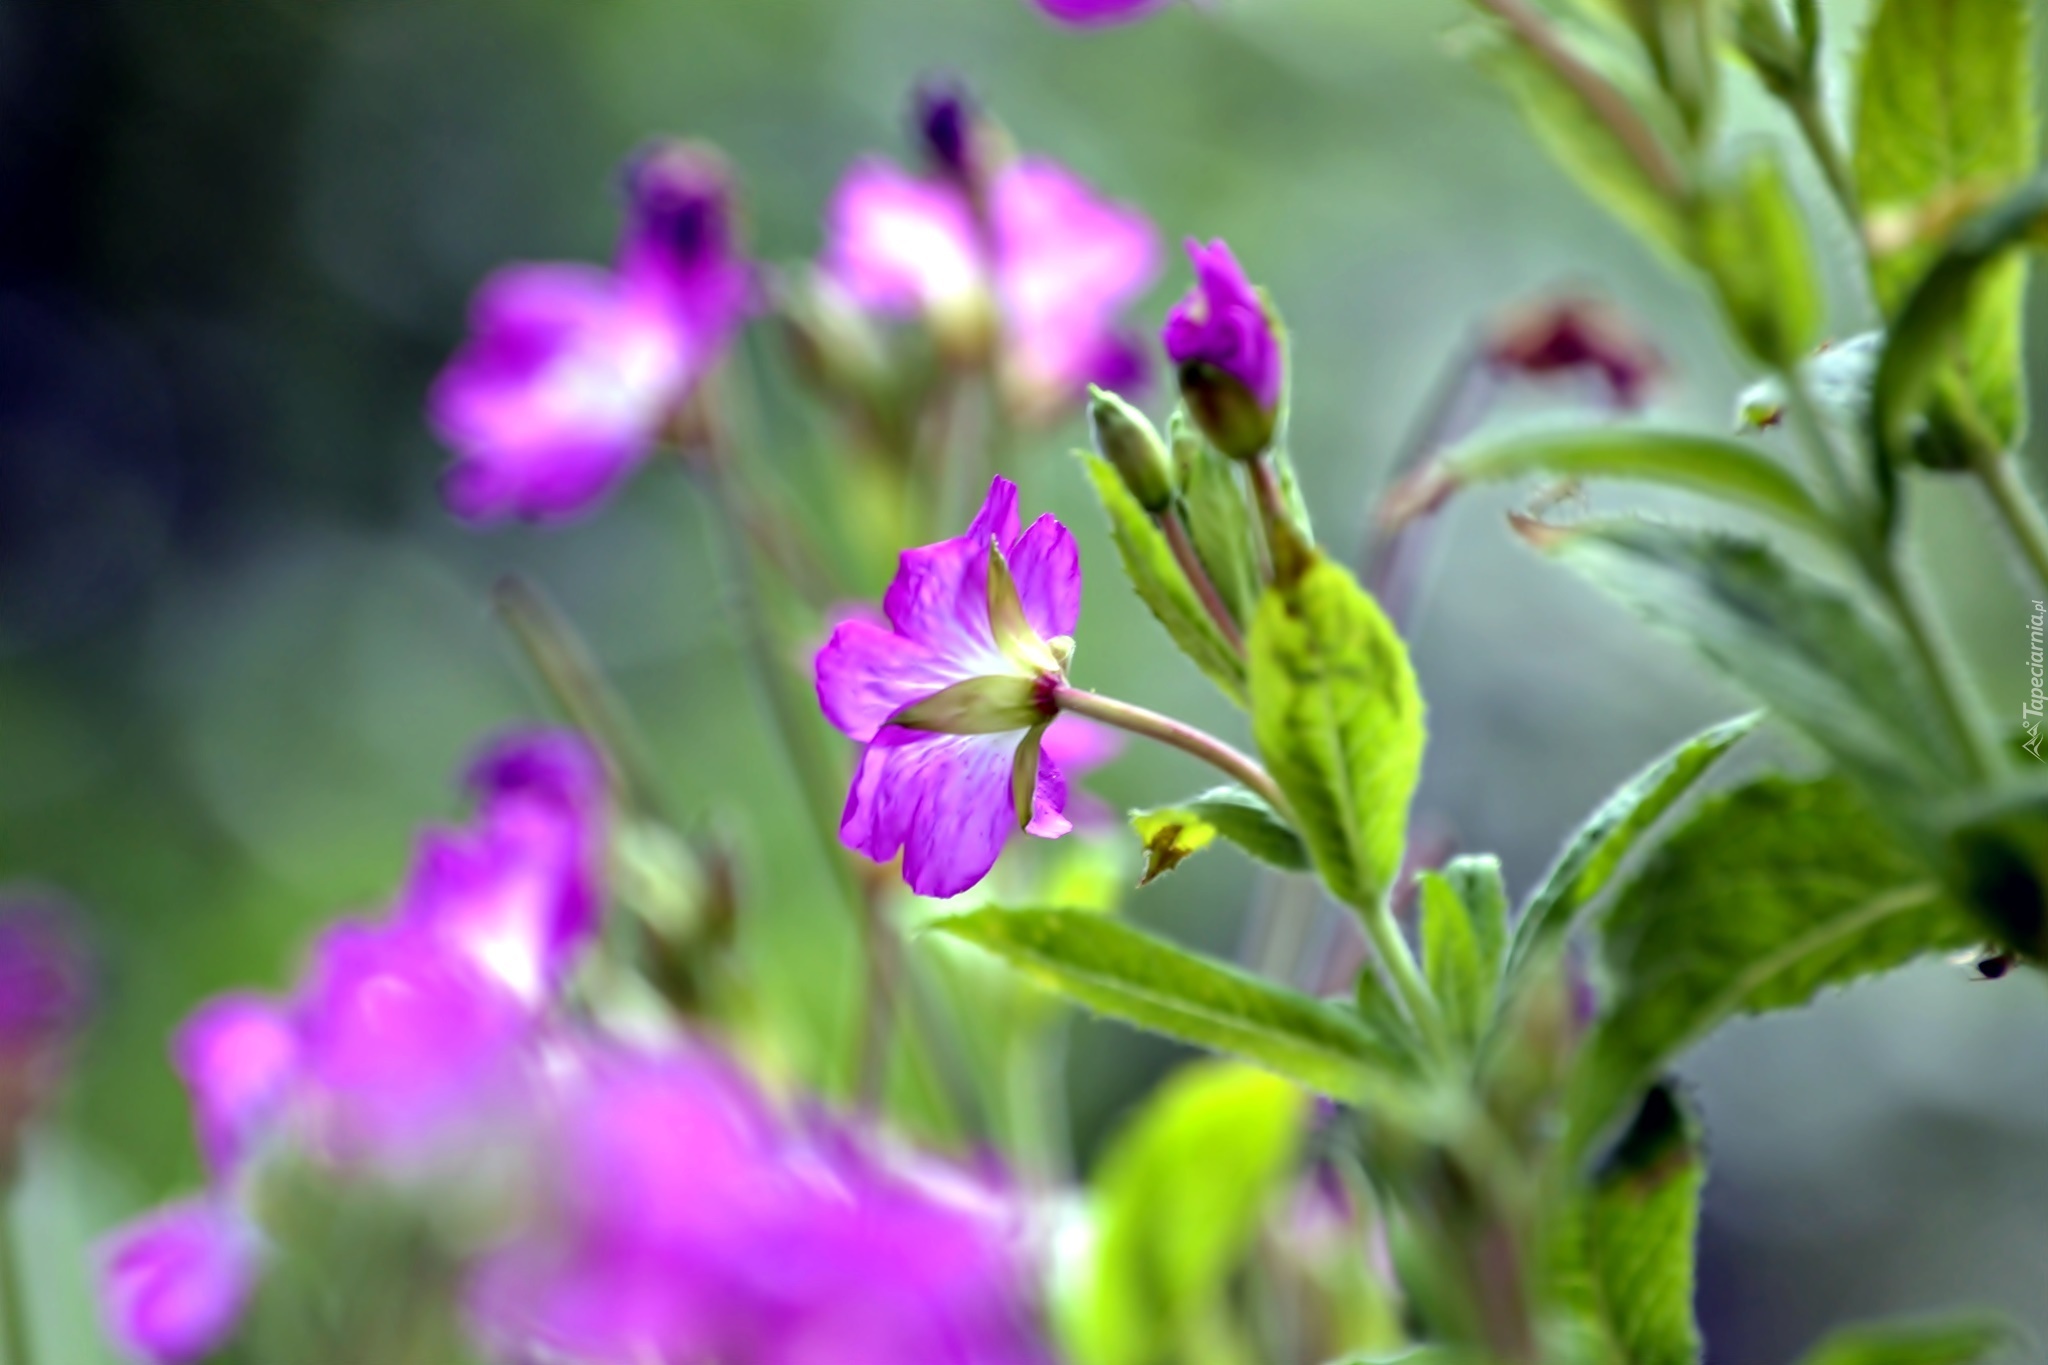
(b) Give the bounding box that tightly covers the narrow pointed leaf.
[1420,871,1489,1049]
[1079,451,1248,707]
[930,908,1419,1099]
[1795,1315,2022,1365]
[1530,520,1967,789]
[1420,428,1835,543]
[1510,711,1760,975]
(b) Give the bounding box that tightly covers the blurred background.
[5,0,2048,1359]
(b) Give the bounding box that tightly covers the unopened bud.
[1178,363,1275,463]
[1088,387,1177,512]
[912,76,979,186]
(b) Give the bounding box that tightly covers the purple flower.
[1031,0,1175,23]
[814,477,1082,898]
[99,1200,261,1365]
[171,995,298,1177]
[469,1045,1054,1365]
[1162,238,1282,412]
[292,918,539,1165]
[821,146,1157,414]
[430,143,752,525]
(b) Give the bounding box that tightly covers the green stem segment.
[1787,88,1859,225]
[1159,511,1245,652]
[1970,449,2048,590]
[0,1187,30,1365]
[698,461,903,1104]
[1365,894,1448,1055]
[1051,685,1290,818]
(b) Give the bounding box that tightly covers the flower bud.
[1088,386,1177,512]
[911,76,980,187]
[1162,240,1283,461]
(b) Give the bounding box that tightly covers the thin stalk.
[1871,557,2004,779]
[1970,448,2048,589]
[1787,87,1859,224]
[0,1188,30,1365]
[1364,892,1447,1054]
[1160,511,1245,651]
[1777,364,1866,534]
[1779,370,2002,777]
[698,462,904,1104]
[1467,0,1687,202]
[1051,684,1291,818]
[494,575,674,824]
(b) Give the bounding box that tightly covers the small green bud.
[1178,362,1276,463]
[1088,386,1177,513]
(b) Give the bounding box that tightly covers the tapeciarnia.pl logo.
[2027,599,2046,761]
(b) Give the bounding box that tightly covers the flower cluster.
[98,730,1050,1365]
[820,93,1159,417]
[430,145,753,524]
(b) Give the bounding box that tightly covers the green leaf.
[1510,711,1761,975]
[1419,870,1491,1049]
[1568,774,1978,1148]
[1174,418,1261,631]
[1870,176,2048,479]
[1795,1314,2022,1365]
[1469,31,1691,260]
[1444,854,1509,986]
[1063,1062,1308,1365]
[1696,150,1823,367]
[1421,426,1836,544]
[930,908,1416,1099]
[1554,1083,1705,1365]
[1249,556,1426,914]
[1529,519,1968,788]
[1130,786,1311,885]
[1079,450,1248,707]
[1855,0,2036,458]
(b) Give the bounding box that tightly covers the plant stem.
[698,461,905,1104]
[1365,893,1447,1053]
[1777,364,1866,534]
[1466,0,1687,202]
[1970,448,2048,589]
[1871,556,2004,779]
[493,575,674,824]
[1051,684,1292,818]
[0,1186,30,1365]
[1787,86,1859,224]
[1159,511,1245,651]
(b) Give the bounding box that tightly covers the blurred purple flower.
[471,1046,1054,1365]
[0,894,91,1050]
[1162,238,1281,411]
[814,477,1081,897]
[292,918,540,1165]
[430,143,752,525]
[821,146,1157,413]
[99,1200,261,1365]
[0,893,91,1164]
[1030,0,1174,23]
[172,995,297,1177]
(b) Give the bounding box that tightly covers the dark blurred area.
[7,0,2048,1361]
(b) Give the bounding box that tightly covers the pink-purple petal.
[842,728,1025,898]
[880,478,1020,665]
[993,159,1160,398]
[1005,513,1082,641]
[822,159,986,317]
[816,618,981,744]
[429,264,685,525]
[99,1201,260,1365]
[1030,0,1174,21]
[171,995,298,1177]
